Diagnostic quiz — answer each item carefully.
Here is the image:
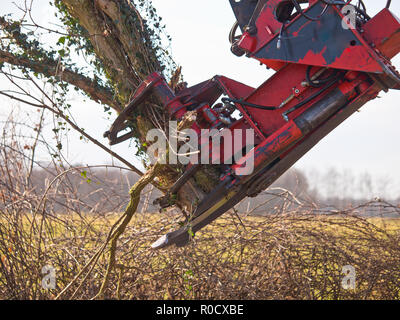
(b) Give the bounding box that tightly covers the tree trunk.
[0,0,221,212]
[56,0,218,212]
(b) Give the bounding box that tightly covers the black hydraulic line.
[306,67,339,88]
[282,73,344,120]
[222,70,343,113]
[354,6,371,20]
[355,0,369,23]
[277,22,285,50]
[357,0,366,13]
[319,0,371,20]
[290,0,329,21]
[229,21,240,45]
[291,0,369,23]
[221,97,279,111]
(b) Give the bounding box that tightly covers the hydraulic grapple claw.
[104,72,178,145]
[151,230,191,250]
[106,1,400,248]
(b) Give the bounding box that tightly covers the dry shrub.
[1,184,400,299]
[1,116,400,300]
[96,208,400,300]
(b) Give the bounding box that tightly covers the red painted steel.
[106,0,400,248]
[111,0,400,191]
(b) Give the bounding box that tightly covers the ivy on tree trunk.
[0,0,220,213]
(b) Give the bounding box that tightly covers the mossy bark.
[0,0,220,211]
[57,0,221,211]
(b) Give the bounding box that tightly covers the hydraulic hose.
[290,0,329,21]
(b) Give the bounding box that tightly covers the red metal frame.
[108,2,400,197]
[106,1,400,248]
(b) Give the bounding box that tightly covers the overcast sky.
[1,0,400,198]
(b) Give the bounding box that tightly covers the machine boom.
[105,0,400,249]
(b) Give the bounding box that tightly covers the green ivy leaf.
[57,36,66,45]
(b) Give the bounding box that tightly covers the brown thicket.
[1,1,400,300]
[0,1,227,296]
[1,115,400,300]
[0,0,219,212]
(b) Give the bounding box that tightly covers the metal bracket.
[104,73,163,145]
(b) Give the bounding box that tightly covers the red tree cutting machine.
[105,0,400,249]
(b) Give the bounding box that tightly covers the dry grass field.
[1,0,400,302]
[1,207,400,300]
[1,126,399,300]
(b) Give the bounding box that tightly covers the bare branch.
[0,50,122,111]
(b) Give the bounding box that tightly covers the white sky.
[1,0,400,198]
